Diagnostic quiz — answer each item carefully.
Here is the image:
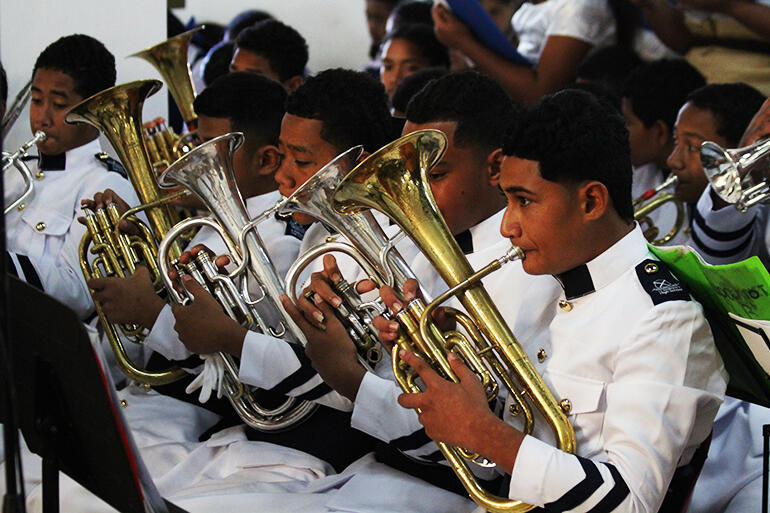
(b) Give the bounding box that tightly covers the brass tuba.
[156,132,317,431]
[701,137,770,212]
[632,174,684,245]
[67,79,187,385]
[331,129,577,513]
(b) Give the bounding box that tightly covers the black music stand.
[1,277,187,513]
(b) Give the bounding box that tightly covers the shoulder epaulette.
[94,152,127,178]
[634,258,691,305]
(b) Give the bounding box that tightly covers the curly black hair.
[503,89,634,221]
[406,70,519,154]
[390,67,448,116]
[236,20,308,82]
[33,34,116,99]
[225,9,274,41]
[381,23,450,70]
[622,59,705,131]
[194,71,286,150]
[286,68,392,154]
[201,41,235,87]
[685,83,766,148]
[389,1,433,30]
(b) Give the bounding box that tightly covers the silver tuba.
[156,132,317,431]
[3,131,47,215]
[279,145,418,366]
[701,137,770,212]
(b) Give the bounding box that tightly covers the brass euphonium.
[156,132,317,431]
[331,129,577,513]
[279,146,418,366]
[701,137,770,212]
[67,79,187,386]
[129,28,201,165]
[632,174,684,245]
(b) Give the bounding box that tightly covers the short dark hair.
[0,62,7,103]
[194,72,286,149]
[33,34,116,100]
[286,68,392,154]
[201,41,235,87]
[622,59,705,130]
[503,89,634,221]
[577,45,641,97]
[391,67,448,115]
[226,9,274,41]
[685,82,766,148]
[236,20,308,82]
[382,23,450,70]
[406,70,519,154]
[389,1,434,29]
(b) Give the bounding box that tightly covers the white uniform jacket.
[144,189,302,362]
[501,224,726,513]
[690,186,770,267]
[4,139,138,319]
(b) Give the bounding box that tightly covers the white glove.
[185,353,225,403]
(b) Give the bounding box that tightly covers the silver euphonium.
[701,137,770,212]
[278,146,418,366]
[156,132,317,431]
[3,131,47,215]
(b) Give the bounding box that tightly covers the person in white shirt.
[383,89,726,513]
[4,34,139,320]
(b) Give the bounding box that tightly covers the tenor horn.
[332,129,576,513]
[66,79,187,385]
[701,137,770,212]
[632,174,685,245]
[156,132,317,431]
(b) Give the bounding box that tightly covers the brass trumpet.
[67,79,187,386]
[3,131,47,215]
[156,132,317,431]
[701,137,770,212]
[633,174,685,245]
[332,130,576,513]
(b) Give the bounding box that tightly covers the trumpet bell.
[701,138,770,212]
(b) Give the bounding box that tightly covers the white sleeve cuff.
[351,372,423,442]
[238,331,302,389]
[697,186,759,232]
[144,304,193,361]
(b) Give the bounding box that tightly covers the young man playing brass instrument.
[377,89,726,512]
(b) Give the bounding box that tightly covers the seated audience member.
[230,19,308,92]
[667,83,765,254]
[386,88,726,512]
[385,0,434,34]
[480,0,519,40]
[379,23,450,100]
[200,41,234,88]
[169,68,395,473]
[630,0,770,96]
[576,45,642,99]
[364,0,400,63]
[223,9,274,42]
[431,0,641,104]
[620,58,705,245]
[390,66,448,117]
[4,34,138,319]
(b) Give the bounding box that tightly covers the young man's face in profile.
[667,101,725,204]
[30,68,97,155]
[275,113,339,225]
[499,155,582,276]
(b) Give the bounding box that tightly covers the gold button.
[509,403,521,417]
[560,398,572,414]
[35,222,46,231]
[17,203,25,211]
[644,262,659,274]
[558,299,572,312]
[35,171,45,180]
[537,348,547,363]
[143,383,152,392]
[120,399,128,408]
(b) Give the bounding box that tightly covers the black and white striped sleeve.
[690,187,768,265]
[238,330,352,411]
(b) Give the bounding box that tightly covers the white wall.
[1,0,167,153]
[171,1,372,74]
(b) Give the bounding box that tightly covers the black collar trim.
[455,229,473,255]
[39,152,66,171]
[554,264,595,300]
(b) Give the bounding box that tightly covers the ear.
[257,145,282,176]
[486,148,504,187]
[578,180,610,222]
[283,75,304,93]
[652,120,671,148]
